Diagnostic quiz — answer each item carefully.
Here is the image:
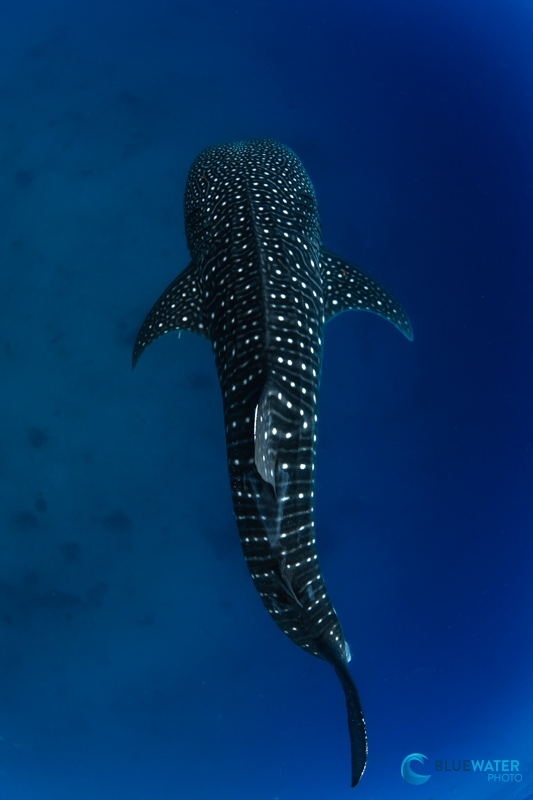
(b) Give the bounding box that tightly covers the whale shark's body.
[133,138,412,787]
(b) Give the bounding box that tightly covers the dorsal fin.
[320,247,413,340]
[132,262,208,368]
[254,379,279,489]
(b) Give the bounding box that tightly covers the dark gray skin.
[133,139,412,787]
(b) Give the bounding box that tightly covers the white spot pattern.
[133,139,411,679]
[180,139,350,661]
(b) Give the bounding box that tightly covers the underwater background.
[1,0,532,798]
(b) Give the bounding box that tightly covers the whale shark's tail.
[317,633,368,787]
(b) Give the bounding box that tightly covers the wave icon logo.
[401,753,431,785]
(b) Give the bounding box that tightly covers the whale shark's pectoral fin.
[132,262,208,368]
[320,247,413,341]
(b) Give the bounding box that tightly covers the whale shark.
[133,138,412,787]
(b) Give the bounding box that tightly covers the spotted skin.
[133,139,412,787]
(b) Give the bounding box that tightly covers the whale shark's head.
[183,138,319,267]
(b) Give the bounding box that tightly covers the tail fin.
[331,655,368,787]
[317,635,368,787]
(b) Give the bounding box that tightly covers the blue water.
[1,0,532,798]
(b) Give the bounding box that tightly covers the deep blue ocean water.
[1,0,532,798]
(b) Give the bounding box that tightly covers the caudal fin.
[317,635,368,787]
[331,655,368,787]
